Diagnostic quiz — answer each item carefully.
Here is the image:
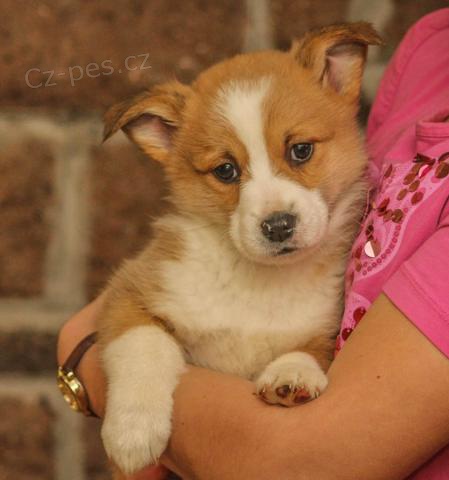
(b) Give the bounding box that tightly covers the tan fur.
[98,221,183,344]
[262,74,366,197]
[103,81,192,163]
[302,334,337,372]
[99,22,380,477]
[291,22,382,101]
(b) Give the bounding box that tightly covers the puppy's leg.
[255,335,334,407]
[100,296,185,476]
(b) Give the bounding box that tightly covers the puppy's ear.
[291,22,382,102]
[103,80,191,162]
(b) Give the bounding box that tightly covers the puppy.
[99,22,381,478]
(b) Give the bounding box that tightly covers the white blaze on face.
[215,78,329,264]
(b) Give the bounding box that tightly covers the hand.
[57,296,170,480]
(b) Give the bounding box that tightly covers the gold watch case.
[57,366,92,416]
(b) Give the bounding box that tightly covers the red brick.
[0,140,54,297]
[270,0,350,50]
[87,142,168,298]
[0,397,54,480]
[0,331,57,374]
[384,1,448,54]
[0,0,245,110]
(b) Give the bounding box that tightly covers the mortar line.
[0,375,86,480]
[346,0,394,102]
[44,136,90,309]
[0,299,76,332]
[244,0,274,52]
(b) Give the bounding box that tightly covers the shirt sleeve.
[367,8,449,140]
[383,216,449,358]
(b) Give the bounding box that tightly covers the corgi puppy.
[99,22,381,477]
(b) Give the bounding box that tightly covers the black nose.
[261,212,297,243]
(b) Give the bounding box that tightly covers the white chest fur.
[150,216,344,380]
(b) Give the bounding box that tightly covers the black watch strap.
[60,331,99,417]
[62,331,98,372]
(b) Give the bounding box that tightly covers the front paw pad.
[255,352,328,407]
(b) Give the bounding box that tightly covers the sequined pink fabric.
[336,9,449,477]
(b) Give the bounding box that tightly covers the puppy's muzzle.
[261,212,297,243]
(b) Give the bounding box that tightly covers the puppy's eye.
[213,162,240,184]
[289,143,314,165]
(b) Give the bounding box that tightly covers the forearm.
[161,295,449,480]
[58,294,449,480]
[162,368,340,480]
[163,367,291,479]
[58,305,292,478]
[57,295,107,417]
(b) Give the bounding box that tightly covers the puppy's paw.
[101,401,171,475]
[255,352,328,407]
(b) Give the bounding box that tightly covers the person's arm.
[58,293,449,479]
[161,294,449,479]
[57,295,107,416]
[57,296,168,480]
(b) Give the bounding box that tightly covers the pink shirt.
[336,9,449,478]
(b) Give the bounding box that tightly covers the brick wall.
[1,1,446,479]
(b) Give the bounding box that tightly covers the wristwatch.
[57,331,99,417]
